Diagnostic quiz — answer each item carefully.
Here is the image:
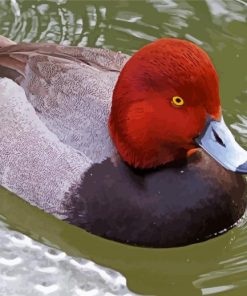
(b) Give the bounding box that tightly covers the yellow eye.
[171,96,184,107]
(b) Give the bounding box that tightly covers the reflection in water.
[205,0,246,23]
[0,0,247,295]
[194,213,247,295]
[232,115,247,144]
[0,220,136,296]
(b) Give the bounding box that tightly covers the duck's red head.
[109,38,221,169]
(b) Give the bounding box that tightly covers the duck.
[0,35,246,248]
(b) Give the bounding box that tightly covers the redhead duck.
[0,35,246,247]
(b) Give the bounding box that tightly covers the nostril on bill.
[212,128,226,147]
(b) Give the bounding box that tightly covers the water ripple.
[0,1,247,295]
[194,213,247,294]
[0,221,137,296]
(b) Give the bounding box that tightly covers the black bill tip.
[236,161,247,174]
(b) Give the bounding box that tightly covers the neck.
[109,116,186,168]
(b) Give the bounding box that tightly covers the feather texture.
[0,41,129,217]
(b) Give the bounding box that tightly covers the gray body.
[0,38,129,218]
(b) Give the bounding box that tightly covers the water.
[0,0,247,295]
[0,220,135,296]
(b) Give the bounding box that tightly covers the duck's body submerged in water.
[0,35,246,247]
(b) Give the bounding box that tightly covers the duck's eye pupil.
[172,96,184,106]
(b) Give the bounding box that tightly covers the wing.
[0,42,130,163]
[0,78,92,218]
[0,41,129,81]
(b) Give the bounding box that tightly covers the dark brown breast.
[64,150,246,247]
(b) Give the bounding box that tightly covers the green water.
[0,0,247,295]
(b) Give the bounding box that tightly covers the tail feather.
[0,36,24,81]
[0,35,16,48]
